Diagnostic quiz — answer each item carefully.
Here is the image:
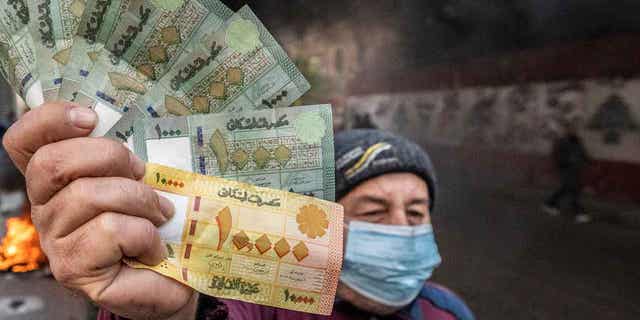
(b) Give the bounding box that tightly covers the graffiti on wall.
[588,94,638,144]
[346,78,640,163]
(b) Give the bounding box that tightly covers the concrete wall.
[346,78,640,202]
[346,78,640,163]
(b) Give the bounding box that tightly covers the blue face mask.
[340,221,442,307]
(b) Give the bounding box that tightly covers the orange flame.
[0,208,46,273]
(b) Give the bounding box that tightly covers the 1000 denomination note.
[71,0,232,139]
[26,0,84,101]
[0,1,44,108]
[133,104,336,201]
[139,5,310,117]
[125,163,343,315]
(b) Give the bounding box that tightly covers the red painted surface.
[584,159,640,202]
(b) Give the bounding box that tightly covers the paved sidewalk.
[430,151,640,320]
[495,185,640,228]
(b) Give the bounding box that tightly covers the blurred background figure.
[543,120,592,223]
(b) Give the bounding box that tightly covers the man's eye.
[408,210,425,218]
[359,210,385,217]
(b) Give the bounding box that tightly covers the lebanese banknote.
[133,104,336,201]
[59,0,123,102]
[125,163,343,315]
[57,0,133,135]
[0,1,44,108]
[26,0,84,102]
[64,0,233,137]
[138,5,310,118]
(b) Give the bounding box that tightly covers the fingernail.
[158,195,175,220]
[130,153,146,179]
[68,106,97,129]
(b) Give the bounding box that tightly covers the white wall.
[346,78,640,164]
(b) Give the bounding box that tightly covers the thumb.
[3,103,96,173]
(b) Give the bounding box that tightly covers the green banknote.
[57,0,131,135]
[26,0,84,101]
[133,104,335,201]
[63,0,233,138]
[59,0,124,102]
[0,1,44,108]
[138,5,310,118]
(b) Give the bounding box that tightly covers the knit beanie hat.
[334,129,437,210]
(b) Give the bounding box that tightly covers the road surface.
[430,146,640,319]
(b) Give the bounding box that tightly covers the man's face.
[335,172,432,314]
[339,172,431,226]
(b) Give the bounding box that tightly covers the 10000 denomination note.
[125,163,343,315]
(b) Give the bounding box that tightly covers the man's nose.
[388,207,410,226]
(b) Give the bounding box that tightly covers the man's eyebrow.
[355,195,389,206]
[407,198,430,206]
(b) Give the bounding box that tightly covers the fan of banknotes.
[0,0,343,316]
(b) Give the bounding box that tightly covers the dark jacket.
[551,134,589,171]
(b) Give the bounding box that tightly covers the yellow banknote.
[125,163,344,315]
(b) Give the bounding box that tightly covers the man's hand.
[3,103,197,320]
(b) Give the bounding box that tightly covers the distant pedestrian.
[543,122,592,223]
